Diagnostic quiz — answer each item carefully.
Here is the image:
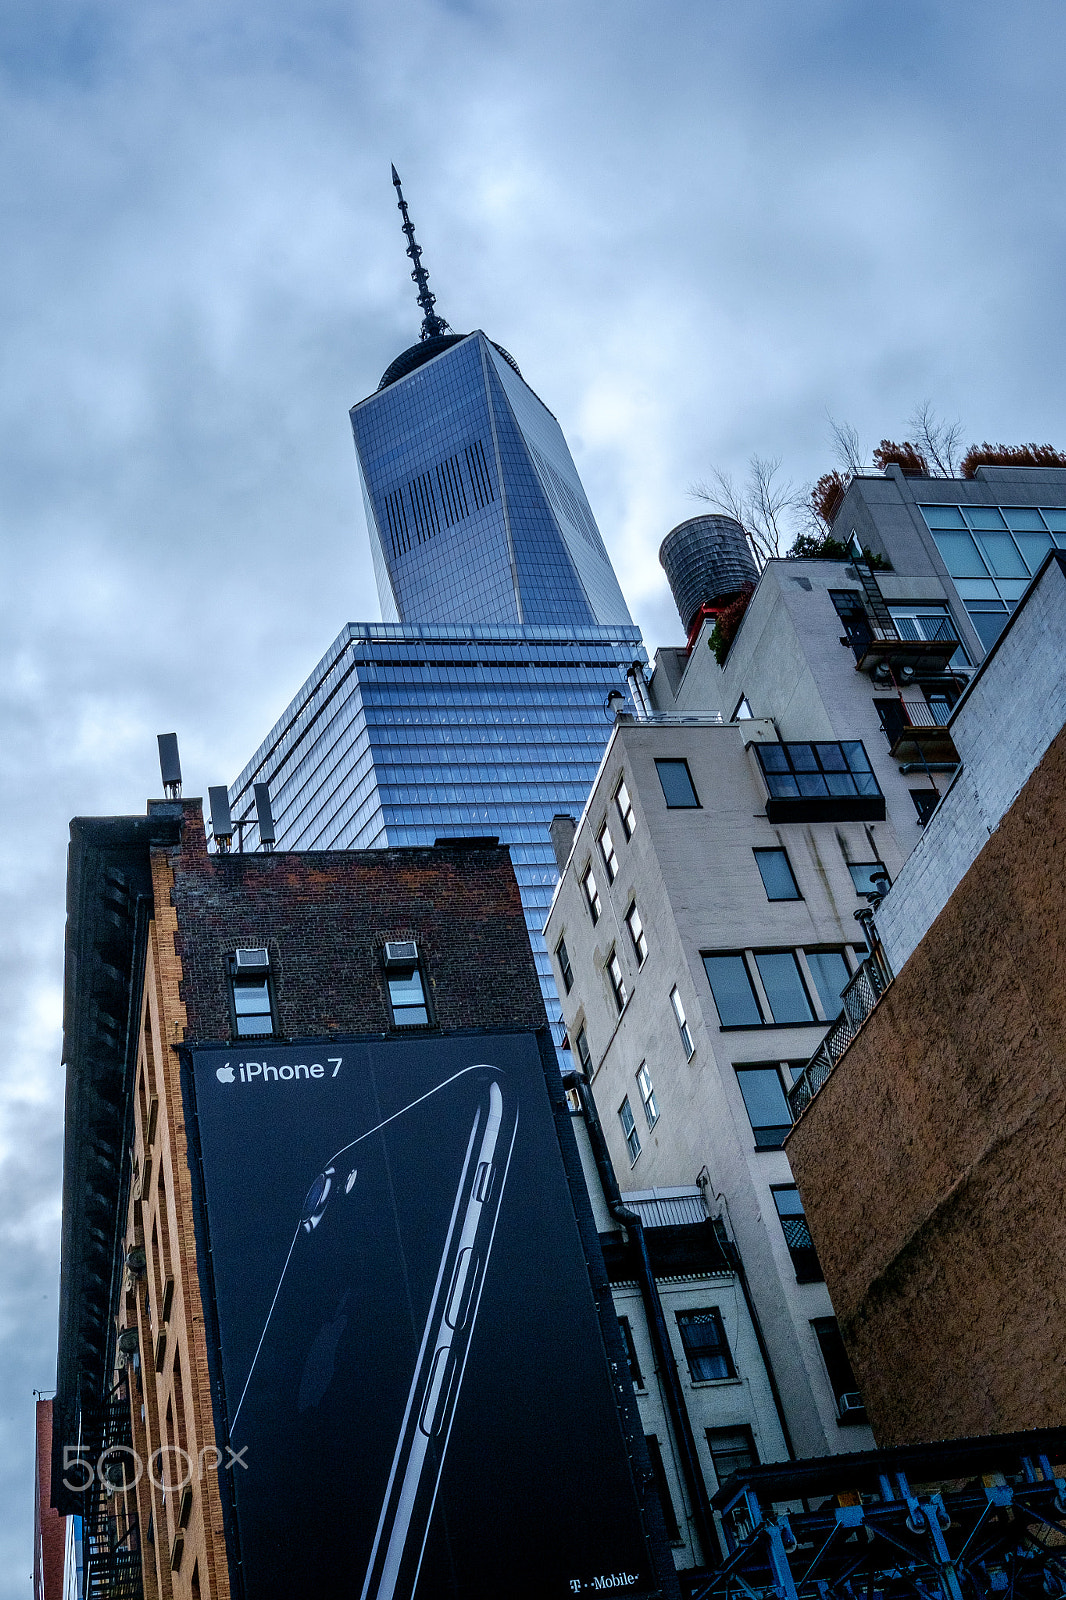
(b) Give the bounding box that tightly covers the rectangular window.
[582,864,602,924]
[230,950,274,1038]
[637,1063,659,1128]
[626,903,649,966]
[655,758,700,808]
[619,1097,641,1163]
[735,1065,793,1148]
[754,847,801,901]
[618,1315,643,1387]
[606,950,628,1014]
[847,861,890,897]
[670,987,694,1058]
[704,953,763,1028]
[706,1426,758,1485]
[772,1186,823,1283]
[387,964,430,1027]
[598,821,619,883]
[645,1436,680,1541]
[754,741,881,800]
[804,949,850,1020]
[811,1317,865,1422]
[677,1308,735,1381]
[574,1025,593,1076]
[556,936,574,994]
[615,778,637,840]
[753,951,815,1024]
[910,788,940,825]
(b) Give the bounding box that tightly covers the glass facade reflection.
[230,622,645,1047]
[920,502,1066,648]
[351,332,633,630]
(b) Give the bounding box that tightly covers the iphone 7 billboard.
[190,1031,655,1600]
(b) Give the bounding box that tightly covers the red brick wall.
[786,726,1066,1446]
[35,1400,65,1600]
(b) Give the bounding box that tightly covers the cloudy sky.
[3,0,1066,1576]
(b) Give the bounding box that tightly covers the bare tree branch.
[692,455,804,566]
[908,401,964,477]
[826,413,864,475]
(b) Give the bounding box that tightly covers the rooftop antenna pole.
[391,164,451,342]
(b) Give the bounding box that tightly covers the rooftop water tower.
[659,515,758,640]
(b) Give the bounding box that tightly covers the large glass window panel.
[655,759,700,808]
[963,506,1007,530]
[1001,507,1046,530]
[965,601,1009,650]
[973,531,1027,580]
[1013,529,1053,572]
[753,951,815,1024]
[754,848,801,901]
[735,1066,792,1147]
[704,954,762,1027]
[805,949,850,1020]
[1041,508,1066,536]
[919,504,966,530]
[930,530,989,578]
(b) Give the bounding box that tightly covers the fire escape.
[83,1376,143,1600]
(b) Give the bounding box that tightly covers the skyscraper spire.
[391,164,451,342]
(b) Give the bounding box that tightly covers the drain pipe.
[565,1068,717,1565]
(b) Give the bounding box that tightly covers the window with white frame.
[615,777,637,840]
[626,903,649,966]
[598,821,619,883]
[582,864,602,924]
[637,1063,659,1128]
[670,986,694,1059]
[606,949,628,1013]
[619,1097,641,1163]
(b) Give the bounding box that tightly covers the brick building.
[785,552,1066,1445]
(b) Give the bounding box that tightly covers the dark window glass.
[706,1426,758,1485]
[619,1097,641,1163]
[736,1066,792,1147]
[618,1315,643,1387]
[232,974,274,1038]
[847,861,890,897]
[607,950,628,1014]
[928,527,989,577]
[910,788,940,825]
[804,949,850,1020]
[626,903,649,965]
[645,1436,680,1540]
[556,937,574,993]
[575,1025,592,1075]
[637,1063,658,1128]
[753,951,815,1024]
[964,600,1009,650]
[655,759,700,808]
[387,965,429,1027]
[677,1308,735,1381]
[772,1186,823,1282]
[754,848,801,901]
[811,1317,865,1421]
[704,954,762,1028]
[754,741,881,802]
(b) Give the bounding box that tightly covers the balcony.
[788,959,887,1118]
[874,696,959,764]
[843,615,961,676]
[752,740,886,824]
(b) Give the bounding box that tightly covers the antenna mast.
[391,164,451,342]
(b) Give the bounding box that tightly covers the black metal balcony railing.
[843,614,961,672]
[788,959,887,1118]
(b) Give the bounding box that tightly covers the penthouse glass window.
[754,848,801,901]
[677,1308,735,1382]
[655,759,700,808]
[615,777,637,840]
[919,503,1066,650]
[582,864,602,924]
[626,903,649,966]
[598,821,619,882]
[755,742,880,801]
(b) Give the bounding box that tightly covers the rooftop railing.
[788,957,888,1118]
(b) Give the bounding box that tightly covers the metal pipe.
[565,1068,717,1565]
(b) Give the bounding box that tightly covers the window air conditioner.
[234,947,270,970]
[384,941,419,968]
[838,1391,866,1418]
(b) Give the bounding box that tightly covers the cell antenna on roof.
[391,164,451,342]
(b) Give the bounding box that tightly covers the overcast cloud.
[2,0,1065,1579]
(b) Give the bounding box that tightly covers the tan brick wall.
[786,724,1066,1446]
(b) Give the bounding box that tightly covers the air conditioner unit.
[383,940,419,968]
[234,947,270,970]
[117,1327,139,1356]
[838,1391,866,1418]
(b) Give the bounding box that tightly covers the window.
[582,864,602,923]
[754,951,815,1024]
[706,1426,758,1485]
[618,1315,643,1387]
[619,1097,641,1163]
[615,777,637,840]
[556,936,574,994]
[887,603,969,670]
[735,1065,793,1148]
[230,949,274,1038]
[626,903,649,966]
[811,1318,866,1423]
[805,949,851,1020]
[772,1186,823,1283]
[704,953,763,1028]
[910,788,940,825]
[606,950,628,1014]
[755,741,881,802]
[386,963,429,1027]
[677,1308,735,1381]
[637,1063,659,1128]
[598,821,619,883]
[574,1025,593,1076]
[670,987,694,1058]
[645,1436,680,1541]
[655,758,700,808]
[733,695,754,721]
[754,847,801,901]
[847,861,890,897]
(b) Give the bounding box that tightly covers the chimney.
[549,814,577,873]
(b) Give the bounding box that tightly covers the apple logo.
[216,1064,235,1084]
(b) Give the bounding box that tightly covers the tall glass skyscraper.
[230,174,644,1047]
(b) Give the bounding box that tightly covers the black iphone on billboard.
[189,1033,655,1600]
